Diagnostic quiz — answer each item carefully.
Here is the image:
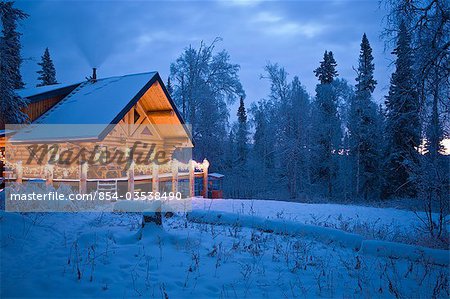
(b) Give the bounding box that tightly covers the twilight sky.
[16,0,393,117]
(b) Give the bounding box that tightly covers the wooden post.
[171,160,178,193]
[146,163,162,227]
[152,163,159,193]
[46,165,54,186]
[188,160,195,198]
[16,161,23,184]
[202,159,209,198]
[46,147,56,186]
[79,162,87,194]
[128,162,135,195]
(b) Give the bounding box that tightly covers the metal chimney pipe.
[92,68,97,82]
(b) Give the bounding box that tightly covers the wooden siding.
[24,95,65,122]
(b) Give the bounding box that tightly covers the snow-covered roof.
[17,82,81,101]
[0,129,16,137]
[10,72,162,142]
[36,72,157,125]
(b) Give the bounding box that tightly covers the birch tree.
[170,38,245,168]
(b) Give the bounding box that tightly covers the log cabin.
[0,70,212,198]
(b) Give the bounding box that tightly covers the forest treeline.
[168,2,449,209]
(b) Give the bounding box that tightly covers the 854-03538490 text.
[8,191,183,201]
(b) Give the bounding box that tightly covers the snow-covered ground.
[1,199,449,298]
[193,198,449,248]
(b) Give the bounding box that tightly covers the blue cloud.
[16,0,391,116]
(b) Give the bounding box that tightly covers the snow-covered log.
[187,209,363,250]
[359,240,449,266]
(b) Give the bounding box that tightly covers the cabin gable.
[104,78,192,148]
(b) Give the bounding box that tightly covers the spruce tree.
[348,33,381,199]
[311,50,341,197]
[0,1,27,89]
[314,51,338,84]
[236,96,248,166]
[355,34,376,94]
[383,21,421,197]
[37,47,58,87]
[0,2,28,128]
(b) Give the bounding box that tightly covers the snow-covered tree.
[251,99,276,172]
[383,0,449,112]
[0,1,27,89]
[384,0,449,238]
[274,75,311,198]
[383,0,449,156]
[253,62,323,198]
[36,47,58,87]
[383,21,421,197]
[348,33,382,200]
[170,38,245,169]
[249,99,277,196]
[261,63,291,195]
[0,1,28,128]
[224,98,250,198]
[332,78,355,199]
[310,51,341,197]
